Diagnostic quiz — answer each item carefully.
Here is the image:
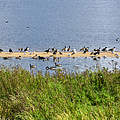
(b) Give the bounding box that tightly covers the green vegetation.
[0,67,120,120]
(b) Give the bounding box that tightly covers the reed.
[0,67,119,119]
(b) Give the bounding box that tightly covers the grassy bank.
[0,67,120,120]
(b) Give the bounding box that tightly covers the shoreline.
[0,51,119,58]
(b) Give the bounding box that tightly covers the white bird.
[72,49,77,55]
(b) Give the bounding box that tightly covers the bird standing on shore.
[62,46,67,51]
[102,47,107,52]
[53,49,58,55]
[80,46,85,51]
[0,49,3,52]
[94,47,100,52]
[67,46,71,51]
[71,49,77,55]
[93,51,100,55]
[18,48,23,52]
[44,48,50,53]
[24,47,29,52]
[108,47,115,53]
[83,47,89,54]
[9,48,13,52]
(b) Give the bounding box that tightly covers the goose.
[80,46,85,51]
[53,49,58,55]
[67,46,71,51]
[52,47,56,52]
[15,56,21,60]
[62,46,67,51]
[44,48,50,53]
[83,47,89,54]
[94,47,100,52]
[46,66,56,70]
[0,49,3,52]
[30,64,36,70]
[55,62,62,67]
[32,54,38,59]
[9,48,13,52]
[116,38,119,41]
[18,48,23,52]
[108,47,115,53]
[53,57,60,62]
[71,49,77,55]
[38,56,46,60]
[3,57,10,60]
[90,52,94,55]
[93,51,100,55]
[24,47,29,52]
[101,47,107,52]
[59,52,63,55]
[93,57,98,61]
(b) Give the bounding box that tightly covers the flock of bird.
[0,46,118,71]
[43,46,116,55]
[0,47,30,53]
[29,46,117,71]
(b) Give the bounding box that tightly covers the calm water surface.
[0,0,120,73]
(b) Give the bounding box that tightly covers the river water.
[0,0,120,73]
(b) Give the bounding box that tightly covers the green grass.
[0,67,120,120]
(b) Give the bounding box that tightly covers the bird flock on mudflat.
[0,46,119,71]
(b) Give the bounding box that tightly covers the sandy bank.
[0,51,119,58]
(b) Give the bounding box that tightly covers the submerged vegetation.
[0,67,120,120]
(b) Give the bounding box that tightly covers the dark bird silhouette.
[32,54,38,59]
[44,48,50,53]
[116,38,119,41]
[18,48,23,52]
[26,26,30,29]
[24,47,29,52]
[15,56,21,60]
[3,57,11,60]
[9,48,13,52]
[5,20,8,23]
[59,52,63,55]
[83,47,89,54]
[53,49,58,55]
[62,46,67,51]
[46,66,56,70]
[55,62,62,67]
[94,47,100,52]
[108,47,115,53]
[90,52,94,55]
[0,49,3,52]
[38,56,47,61]
[101,47,107,52]
[67,46,71,51]
[30,64,36,70]
[93,51,100,55]
[80,46,85,51]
